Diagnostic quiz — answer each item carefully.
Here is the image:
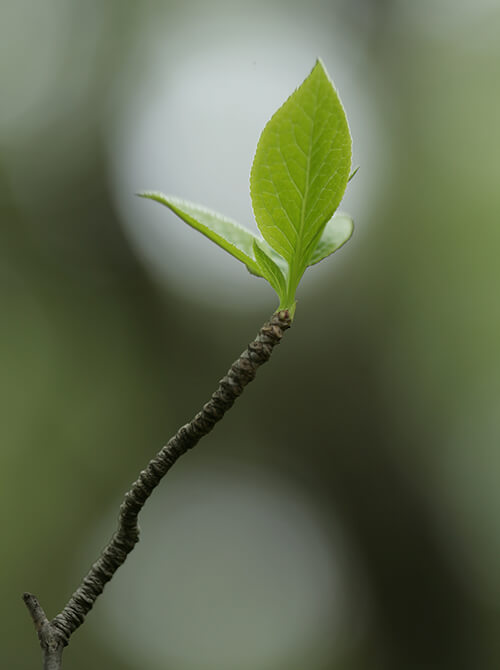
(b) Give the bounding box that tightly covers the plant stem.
[24,310,291,667]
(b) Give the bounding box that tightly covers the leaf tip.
[314,56,326,71]
[136,190,168,205]
[313,57,332,83]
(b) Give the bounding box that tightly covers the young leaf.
[139,60,354,318]
[308,214,353,266]
[138,192,263,276]
[252,240,287,306]
[348,166,360,183]
[255,239,288,276]
[250,59,352,309]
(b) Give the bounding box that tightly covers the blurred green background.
[2,0,500,668]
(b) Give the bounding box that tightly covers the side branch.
[23,593,64,670]
[25,310,291,660]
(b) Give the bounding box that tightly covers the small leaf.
[252,240,287,304]
[250,58,352,308]
[308,214,354,266]
[348,166,360,183]
[139,192,262,276]
[256,240,288,276]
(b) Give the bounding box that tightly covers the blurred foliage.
[2,0,500,668]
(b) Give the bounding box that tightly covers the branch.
[23,593,64,670]
[24,310,291,665]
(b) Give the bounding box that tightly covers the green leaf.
[252,240,287,304]
[139,60,354,318]
[250,58,352,309]
[138,192,262,276]
[348,166,360,183]
[256,240,288,276]
[308,214,354,266]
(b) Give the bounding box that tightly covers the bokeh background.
[2,0,500,668]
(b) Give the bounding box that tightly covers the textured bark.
[24,310,291,665]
